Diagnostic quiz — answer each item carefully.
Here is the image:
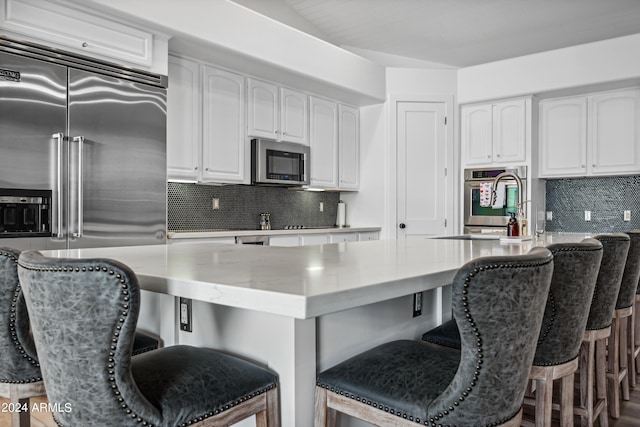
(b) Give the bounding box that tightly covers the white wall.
[458,33,640,103]
[343,68,458,240]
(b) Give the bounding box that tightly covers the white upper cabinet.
[280,88,309,145]
[167,56,201,181]
[167,55,246,184]
[338,104,360,190]
[201,66,246,183]
[539,96,588,177]
[588,89,640,175]
[539,88,640,178]
[309,97,339,188]
[462,99,527,167]
[1,0,168,73]
[248,78,308,145]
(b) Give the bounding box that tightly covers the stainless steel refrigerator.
[0,37,167,250]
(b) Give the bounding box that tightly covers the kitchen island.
[40,232,591,427]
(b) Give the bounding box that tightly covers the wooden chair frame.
[523,358,578,427]
[575,327,610,427]
[607,306,632,419]
[0,382,45,427]
[314,386,522,427]
[192,387,279,427]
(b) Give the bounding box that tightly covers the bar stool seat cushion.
[421,319,460,350]
[317,340,460,421]
[131,345,278,424]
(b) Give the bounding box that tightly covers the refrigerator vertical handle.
[52,133,65,238]
[72,136,84,238]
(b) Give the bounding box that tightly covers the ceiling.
[229,0,640,68]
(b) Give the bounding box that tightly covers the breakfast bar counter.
[40,232,591,427]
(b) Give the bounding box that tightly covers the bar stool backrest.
[533,239,603,366]
[587,234,631,330]
[0,247,41,384]
[617,231,640,309]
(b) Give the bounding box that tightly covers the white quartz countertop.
[166,227,381,239]
[40,232,593,319]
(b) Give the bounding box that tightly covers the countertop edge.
[167,227,381,239]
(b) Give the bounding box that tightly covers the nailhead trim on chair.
[317,257,552,427]
[20,260,278,427]
[0,249,41,384]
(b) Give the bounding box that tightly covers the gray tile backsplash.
[168,182,341,231]
[545,175,640,232]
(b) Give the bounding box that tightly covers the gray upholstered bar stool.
[633,230,640,387]
[421,239,605,427]
[17,251,280,427]
[0,248,44,427]
[607,230,640,418]
[0,247,162,427]
[576,233,630,427]
[315,247,554,427]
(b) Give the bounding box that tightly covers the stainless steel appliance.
[251,138,310,186]
[463,166,527,234]
[0,189,51,237]
[0,36,167,250]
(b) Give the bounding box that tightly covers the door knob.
[399,223,406,229]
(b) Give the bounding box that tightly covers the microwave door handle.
[52,133,65,238]
[72,136,84,238]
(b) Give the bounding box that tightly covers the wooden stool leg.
[578,340,595,427]
[560,372,574,427]
[596,338,609,427]
[620,315,630,401]
[607,316,621,419]
[534,374,553,427]
[630,305,637,388]
[635,297,640,374]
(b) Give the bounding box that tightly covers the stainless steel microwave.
[251,138,310,186]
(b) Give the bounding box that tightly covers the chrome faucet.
[491,172,526,235]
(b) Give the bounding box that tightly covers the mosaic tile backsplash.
[545,175,640,233]
[168,182,341,231]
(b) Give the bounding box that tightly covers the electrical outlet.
[546,211,553,221]
[413,292,422,317]
[212,198,220,210]
[319,202,324,212]
[584,210,591,221]
[624,210,632,221]
[179,297,192,332]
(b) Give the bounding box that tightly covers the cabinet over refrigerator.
[0,36,167,249]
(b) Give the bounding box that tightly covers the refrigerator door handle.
[72,136,84,238]
[52,132,65,239]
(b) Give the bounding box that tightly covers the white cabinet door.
[269,235,300,247]
[339,105,360,190]
[167,56,201,181]
[201,66,246,183]
[300,234,329,246]
[589,89,640,175]
[539,96,588,177]
[492,99,526,164]
[247,78,279,140]
[2,0,156,69]
[309,97,339,188]
[280,88,308,145]
[357,232,379,241]
[329,233,358,243]
[461,104,493,166]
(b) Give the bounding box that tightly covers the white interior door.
[397,101,447,239]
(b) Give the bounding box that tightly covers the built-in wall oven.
[463,166,527,234]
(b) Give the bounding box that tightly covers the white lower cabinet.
[300,234,329,246]
[358,231,379,241]
[167,55,246,184]
[268,236,300,247]
[329,233,358,243]
[539,88,640,177]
